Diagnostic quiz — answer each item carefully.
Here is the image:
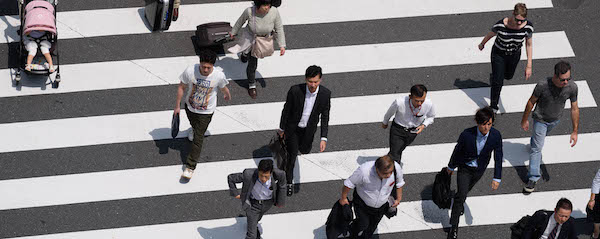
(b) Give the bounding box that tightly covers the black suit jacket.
[448,126,503,179]
[227,168,287,211]
[522,210,577,239]
[279,84,331,139]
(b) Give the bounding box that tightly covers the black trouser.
[184,107,213,170]
[449,165,485,227]
[284,127,313,184]
[388,121,418,164]
[490,46,521,109]
[245,198,274,239]
[351,191,388,239]
[246,53,258,87]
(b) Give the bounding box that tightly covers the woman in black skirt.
[478,3,533,112]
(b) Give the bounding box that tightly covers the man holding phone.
[382,84,436,164]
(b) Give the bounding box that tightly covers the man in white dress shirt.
[339,155,404,238]
[382,84,435,164]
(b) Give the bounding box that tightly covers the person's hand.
[381,123,388,129]
[446,168,454,175]
[521,119,529,131]
[320,140,327,152]
[491,180,500,190]
[525,66,532,81]
[339,198,349,206]
[230,33,235,40]
[478,43,484,51]
[235,195,240,199]
[415,125,425,134]
[280,47,285,56]
[570,132,578,147]
[277,129,284,138]
[174,107,180,115]
[589,199,596,210]
[391,199,401,207]
[224,93,231,101]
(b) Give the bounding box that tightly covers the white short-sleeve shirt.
[179,65,228,114]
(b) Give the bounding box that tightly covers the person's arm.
[340,166,363,205]
[278,87,295,137]
[391,187,403,207]
[524,37,533,80]
[339,186,351,206]
[174,82,186,114]
[275,169,287,207]
[492,132,503,190]
[273,8,286,55]
[521,95,538,131]
[382,99,397,129]
[416,102,436,134]
[227,172,244,198]
[220,86,231,101]
[319,91,331,152]
[447,132,465,174]
[231,8,250,37]
[570,101,579,147]
[478,31,496,50]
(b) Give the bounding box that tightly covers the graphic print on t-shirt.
[188,79,213,111]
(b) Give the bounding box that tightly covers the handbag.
[250,7,274,59]
[268,133,288,171]
[171,112,180,139]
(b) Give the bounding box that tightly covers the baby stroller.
[15,0,61,88]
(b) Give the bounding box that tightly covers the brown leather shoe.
[248,88,257,99]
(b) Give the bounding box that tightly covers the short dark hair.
[555,198,573,212]
[475,107,495,124]
[554,61,571,76]
[258,159,274,173]
[375,155,394,172]
[410,84,428,97]
[253,0,271,7]
[198,49,217,65]
[305,65,322,79]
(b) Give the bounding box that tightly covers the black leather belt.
[392,121,416,132]
[250,197,272,204]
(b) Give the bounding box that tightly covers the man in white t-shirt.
[174,50,231,179]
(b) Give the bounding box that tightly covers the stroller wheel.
[52,81,59,88]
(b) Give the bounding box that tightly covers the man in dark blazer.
[446,106,503,239]
[278,65,331,196]
[522,198,577,239]
[227,160,287,239]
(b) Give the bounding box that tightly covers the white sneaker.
[182,167,194,179]
[187,128,194,141]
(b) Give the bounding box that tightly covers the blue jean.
[528,119,560,182]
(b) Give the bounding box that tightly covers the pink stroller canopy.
[24,0,56,36]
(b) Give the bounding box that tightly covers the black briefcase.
[510,215,531,239]
[171,112,180,138]
[268,133,287,171]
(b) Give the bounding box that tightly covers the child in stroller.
[24,30,55,72]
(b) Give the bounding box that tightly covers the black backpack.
[432,167,453,209]
[510,215,531,239]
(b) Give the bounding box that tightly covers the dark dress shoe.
[286,184,293,196]
[240,53,248,63]
[248,88,257,99]
[447,226,458,239]
[172,8,179,21]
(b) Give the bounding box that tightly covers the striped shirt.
[491,19,534,52]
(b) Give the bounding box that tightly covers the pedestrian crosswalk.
[1,0,598,238]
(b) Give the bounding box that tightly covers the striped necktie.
[548,223,560,239]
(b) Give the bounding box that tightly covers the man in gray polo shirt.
[520,61,579,194]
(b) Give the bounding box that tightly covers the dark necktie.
[548,223,559,239]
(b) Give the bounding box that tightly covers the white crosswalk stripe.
[0,0,597,238]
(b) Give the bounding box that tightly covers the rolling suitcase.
[145,0,174,31]
[195,22,232,47]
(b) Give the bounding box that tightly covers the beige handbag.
[250,7,274,59]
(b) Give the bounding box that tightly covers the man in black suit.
[522,198,577,239]
[446,107,503,239]
[278,65,331,196]
[227,160,287,239]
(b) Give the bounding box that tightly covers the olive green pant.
[185,107,213,170]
